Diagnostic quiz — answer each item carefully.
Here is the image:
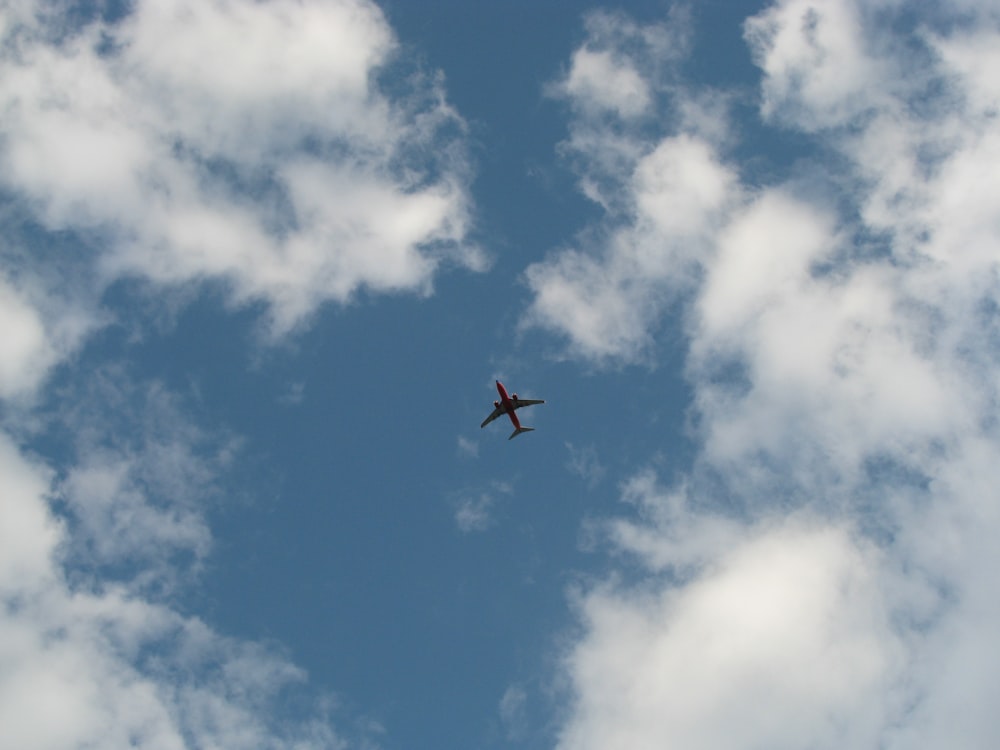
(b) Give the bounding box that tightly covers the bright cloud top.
[0,0,482,343]
[548,1,1000,748]
[562,516,898,750]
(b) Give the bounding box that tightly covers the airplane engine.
[512,393,518,400]
[494,400,500,408]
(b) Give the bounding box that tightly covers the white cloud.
[523,134,737,363]
[543,9,704,210]
[523,12,739,363]
[0,267,102,401]
[551,9,688,118]
[744,0,888,130]
[0,357,360,745]
[63,457,209,565]
[633,136,736,238]
[0,432,60,592]
[453,481,512,533]
[548,2,1000,748]
[560,520,902,750]
[691,191,970,477]
[562,48,651,119]
[604,471,743,575]
[0,0,481,338]
[0,2,484,746]
[0,274,58,399]
[0,428,350,749]
[39,371,240,591]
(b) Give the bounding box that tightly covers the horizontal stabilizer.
[509,426,535,440]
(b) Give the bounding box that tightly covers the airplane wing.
[480,405,506,428]
[512,398,545,410]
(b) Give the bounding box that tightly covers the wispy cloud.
[565,442,606,489]
[51,370,237,592]
[457,435,479,459]
[279,381,306,406]
[498,683,529,741]
[452,481,513,533]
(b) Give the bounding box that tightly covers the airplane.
[480,380,545,439]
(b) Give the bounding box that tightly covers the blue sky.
[2,1,1000,748]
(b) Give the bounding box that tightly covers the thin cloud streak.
[453,481,513,533]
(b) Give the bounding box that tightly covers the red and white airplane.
[480,380,545,439]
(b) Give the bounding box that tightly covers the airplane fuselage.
[481,380,543,438]
[496,380,523,431]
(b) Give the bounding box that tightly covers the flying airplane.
[480,380,545,439]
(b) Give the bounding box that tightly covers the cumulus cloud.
[561,517,901,750]
[0,0,482,339]
[744,0,889,130]
[524,11,739,363]
[561,47,652,120]
[523,133,737,363]
[550,8,689,120]
[547,2,1000,748]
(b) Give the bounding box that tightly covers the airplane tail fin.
[509,426,535,440]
